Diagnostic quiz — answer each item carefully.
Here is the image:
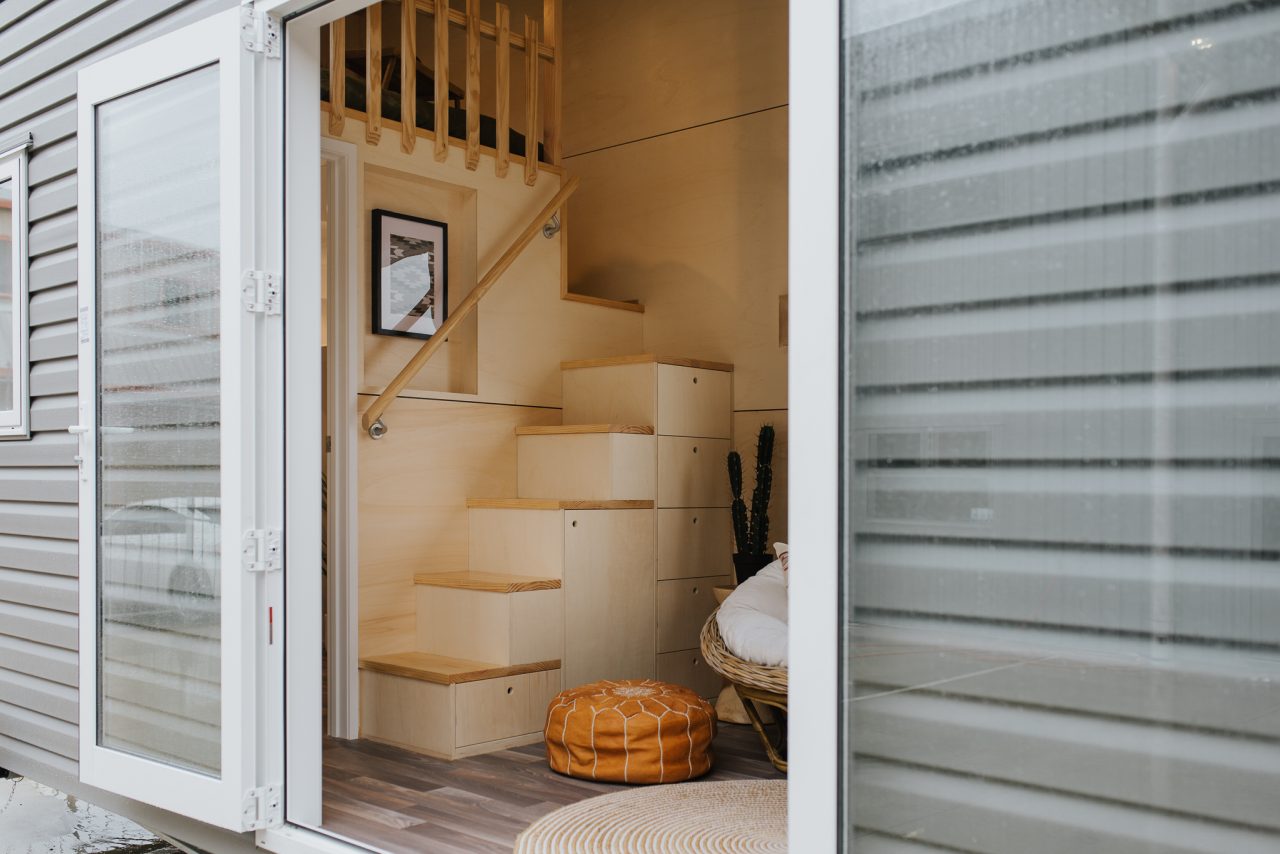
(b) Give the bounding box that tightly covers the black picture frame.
[371,209,448,340]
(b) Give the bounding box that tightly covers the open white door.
[74,6,283,832]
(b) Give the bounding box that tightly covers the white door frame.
[787,0,841,851]
[278,0,373,831]
[74,6,284,831]
[322,137,361,741]
[272,0,846,846]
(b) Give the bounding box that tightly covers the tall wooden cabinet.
[562,355,734,699]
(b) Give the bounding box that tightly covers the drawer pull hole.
[693,377,698,385]
[692,517,698,524]
[507,687,513,695]
[693,586,699,594]
[571,520,577,528]
[693,446,698,454]
[693,658,699,666]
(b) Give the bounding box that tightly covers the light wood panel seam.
[562,103,789,161]
[560,354,734,372]
[514,424,654,435]
[466,498,655,510]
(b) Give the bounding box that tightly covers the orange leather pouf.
[544,679,717,784]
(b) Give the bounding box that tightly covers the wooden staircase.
[358,355,734,760]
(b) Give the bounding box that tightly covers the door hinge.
[242,784,282,830]
[240,4,280,58]
[242,270,281,315]
[243,529,282,573]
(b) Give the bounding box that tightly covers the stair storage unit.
[358,652,562,760]
[562,356,735,699]
[358,355,732,761]
[359,499,655,759]
[467,498,658,688]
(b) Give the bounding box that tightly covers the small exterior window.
[0,135,30,439]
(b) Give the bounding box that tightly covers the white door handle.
[68,425,90,434]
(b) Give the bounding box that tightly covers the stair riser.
[416,586,563,665]
[469,507,565,577]
[517,433,656,500]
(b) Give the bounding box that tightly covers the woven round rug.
[514,779,786,854]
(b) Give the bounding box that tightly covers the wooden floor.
[320,724,785,853]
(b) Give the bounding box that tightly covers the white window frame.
[0,134,31,439]
[74,7,284,832]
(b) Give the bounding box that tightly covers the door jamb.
[322,137,361,741]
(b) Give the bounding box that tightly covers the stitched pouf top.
[544,679,717,784]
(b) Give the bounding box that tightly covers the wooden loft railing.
[326,0,562,183]
[362,176,580,438]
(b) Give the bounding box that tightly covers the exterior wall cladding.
[0,0,236,793]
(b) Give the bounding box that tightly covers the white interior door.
[74,7,282,832]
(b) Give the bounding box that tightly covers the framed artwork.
[371,209,448,339]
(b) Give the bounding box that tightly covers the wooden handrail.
[361,176,581,437]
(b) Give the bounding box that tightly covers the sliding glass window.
[840,1,1280,850]
[0,142,29,439]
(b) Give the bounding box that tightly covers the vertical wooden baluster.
[523,16,539,186]
[329,18,346,135]
[434,0,450,161]
[495,3,511,178]
[366,3,383,144]
[400,0,416,153]
[541,0,561,165]
[464,0,480,170]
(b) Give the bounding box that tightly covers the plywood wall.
[562,0,788,413]
[358,396,561,657]
[324,115,643,657]
[326,116,643,407]
[562,0,789,556]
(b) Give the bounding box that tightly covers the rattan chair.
[700,608,788,772]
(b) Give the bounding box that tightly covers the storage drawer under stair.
[359,653,562,760]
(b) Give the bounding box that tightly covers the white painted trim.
[0,143,29,439]
[282,0,327,829]
[258,823,367,854]
[75,7,266,831]
[787,0,841,851]
[321,137,361,741]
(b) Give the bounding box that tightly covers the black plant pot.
[732,553,773,585]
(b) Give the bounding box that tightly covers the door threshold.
[258,822,387,854]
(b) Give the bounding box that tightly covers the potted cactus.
[727,424,775,584]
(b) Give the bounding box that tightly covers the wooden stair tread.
[466,498,654,510]
[514,424,654,436]
[559,354,734,373]
[359,652,561,685]
[561,292,645,314]
[413,570,561,592]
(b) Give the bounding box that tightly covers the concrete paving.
[0,776,180,854]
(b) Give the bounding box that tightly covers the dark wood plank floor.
[320,723,785,854]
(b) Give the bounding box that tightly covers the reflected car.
[100,498,221,629]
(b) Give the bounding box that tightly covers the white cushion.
[716,559,788,668]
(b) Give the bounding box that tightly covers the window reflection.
[841,0,1280,849]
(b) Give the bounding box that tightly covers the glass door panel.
[840,1,1280,850]
[76,7,270,831]
[96,64,223,777]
